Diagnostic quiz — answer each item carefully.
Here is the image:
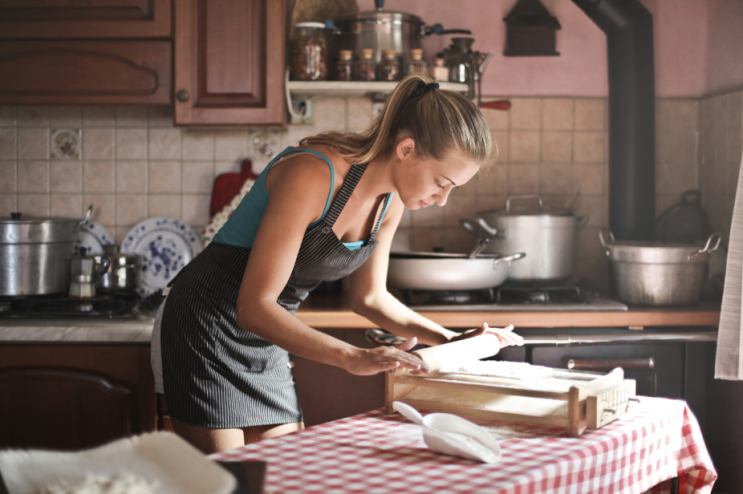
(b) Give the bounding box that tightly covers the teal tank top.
[212,147,393,251]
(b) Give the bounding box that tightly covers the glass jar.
[406,48,427,75]
[290,22,328,81]
[377,49,401,82]
[429,57,449,82]
[355,48,376,81]
[336,50,353,81]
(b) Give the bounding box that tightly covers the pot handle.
[365,328,408,346]
[688,233,722,260]
[459,217,498,238]
[598,229,616,248]
[576,216,589,229]
[506,195,543,212]
[492,252,526,268]
[76,204,93,229]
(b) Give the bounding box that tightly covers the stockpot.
[468,195,588,282]
[0,210,89,296]
[387,251,525,291]
[600,231,721,306]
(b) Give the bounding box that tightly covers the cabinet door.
[0,41,172,105]
[174,0,286,126]
[0,0,171,39]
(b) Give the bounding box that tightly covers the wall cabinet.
[0,344,156,451]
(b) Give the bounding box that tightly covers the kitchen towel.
[716,151,743,380]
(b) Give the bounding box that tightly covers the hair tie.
[424,82,439,93]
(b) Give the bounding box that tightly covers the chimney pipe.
[571,0,655,240]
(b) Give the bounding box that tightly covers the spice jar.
[406,49,427,75]
[377,50,401,82]
[429,57,449,82]
[336,50,353,81]
[355,48,376,81]
[291,22,328,81]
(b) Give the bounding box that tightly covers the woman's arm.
[235,156,431,375]
[349,196,523,348]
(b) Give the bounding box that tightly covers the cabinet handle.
[176,90,190,102]
[566,358,655,371]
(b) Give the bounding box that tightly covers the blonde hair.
[300,73,493,166]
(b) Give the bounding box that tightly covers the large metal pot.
[469,195,588,282]
[0,211,87,296]
[387,252,525,290]
[600,231,721,306]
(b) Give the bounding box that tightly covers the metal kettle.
[441,37,493,104]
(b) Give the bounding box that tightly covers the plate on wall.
[73,220,114,256]
[121,216,203,296]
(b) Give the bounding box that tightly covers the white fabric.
[150,291,168,394]
[716,152,743,380]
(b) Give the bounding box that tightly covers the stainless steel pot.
[0,210,89,296]
[387,252,525,290]
[94,246,141,294]
[600,231,721,306]
[469,195,588,282]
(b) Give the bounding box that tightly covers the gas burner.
[75,302,94,312]
[431,291,473,304]
[496,283,587,305]
[401,288,495,306]
[0,293,139,318]
[0,300,10,312]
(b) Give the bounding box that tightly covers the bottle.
[290,22,328,81]
[406,48,427,75]
[429,57,449,82]
[355,48,376,81]
[336,50,353,81]
[377,49,401,82]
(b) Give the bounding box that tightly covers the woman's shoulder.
[266,145,350,194]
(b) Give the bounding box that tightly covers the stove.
[0,293,140,318]
[399,281,628,312]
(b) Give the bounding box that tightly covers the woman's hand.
[449,323,524,348]
[345,337,432,376]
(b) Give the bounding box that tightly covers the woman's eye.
[436,181,446,189]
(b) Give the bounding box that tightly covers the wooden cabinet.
[173,0,286,126]
[0,344,155,451]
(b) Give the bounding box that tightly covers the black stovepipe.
[571,0,656,241]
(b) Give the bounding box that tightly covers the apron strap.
[323,163,368,226]
[368,192,394,241]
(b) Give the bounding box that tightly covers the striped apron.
[160,161,391,428]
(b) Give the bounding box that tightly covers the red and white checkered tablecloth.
[211,397,716,494]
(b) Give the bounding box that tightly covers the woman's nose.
[435,189,451,207]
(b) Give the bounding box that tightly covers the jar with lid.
[355,48,376,81]
[377,50,401,81]
[406,48,427,75]
[290,22,328,81]
[429,57,449,82]
[336,50,353,81]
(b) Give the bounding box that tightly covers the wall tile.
[314,97,346,131]
[573,195,604,228]
[50,106,82,128]
[666,164,697,195]
[116,161,147,193]
[727,151,741,197]
[83,194,115,224]
[540,164,572,195]
[573,132,604,163]
[0,193,16,212]
[18,128,49,160]
[116,194,147,225]
[50,194,82,216]
[182,161,214,193]
[148,194,181,218]
[481,99,510,130]
[409,228,443,252]
[411,205,443,227]
[698,97,713,132]
[148,106,174,128]
[0,162,15,192]
[0,106,17,126]
[18,161,49,193]
[574,99,605,130]
[475,194,506,212]
[116,128,148,160]
[83,161,115,193]
[509,98,541,130]
[149,128,181,160]
[149,161,181,193]
[182,130,214,160]
[83,106,115,127]
[347,97,373,131]
[655,100,668,132]
[116,106,148,127]
[477,164,507,196]
[728,127,742,164]
[399,207,411,228]
[490,131,508,164]
[714,129,728,165]
[666,132,697,165]
[0,128,16,159]
[443,228,474,253]
[181,194,210,226]
[509,131,540,162]
[711,94,727,129]
[655,163,667,194]
[50,161,82,193]
[577,227,604,260]
[666,100,698,132]
[215,130,247,161]
[573,164,604,195]
[18,193,49,216]
[507,164,539,195]
[391,228,410,251]
[215,160,242,176]
[542,98,573,130]
[442,194,476,227]
[17,107,48,127]
[83,128,114,160]
[542,131,572,162]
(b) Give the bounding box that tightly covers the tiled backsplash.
[0,96,699,286]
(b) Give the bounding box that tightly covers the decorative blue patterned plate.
[120,216,203,296]
[73,220,114,256]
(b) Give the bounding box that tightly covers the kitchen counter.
[0,294,720,343]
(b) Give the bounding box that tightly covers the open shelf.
[287,80,469,97]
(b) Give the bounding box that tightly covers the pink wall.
[705,0,743,95]
[357,0,721,98]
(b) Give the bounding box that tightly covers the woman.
[152,74,523,454]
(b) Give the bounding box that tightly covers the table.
[211,397,716,494]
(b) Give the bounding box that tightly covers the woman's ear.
[396,137,415,161]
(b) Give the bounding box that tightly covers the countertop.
[0,294,721,343]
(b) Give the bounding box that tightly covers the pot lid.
[478,195,573,217]
[0,212,84,224]
[334,9,423,24]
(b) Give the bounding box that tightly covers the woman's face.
[394,139,480,210]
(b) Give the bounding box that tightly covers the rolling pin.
[411,334,502,372]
